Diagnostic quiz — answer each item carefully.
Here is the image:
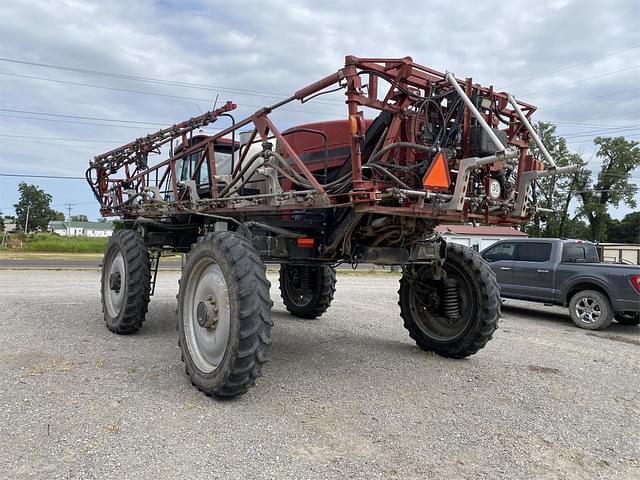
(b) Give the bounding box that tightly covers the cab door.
[511,241,554,301]
[481,241,517,295]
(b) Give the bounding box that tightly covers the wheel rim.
[104,251,125,318]
[407,263,474,342]
[575,296,602,324]
[183,257,231,374]
[283,266,315,308]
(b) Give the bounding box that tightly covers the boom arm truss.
[87,55,575,224]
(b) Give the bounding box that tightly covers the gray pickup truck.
[481,238,640,330]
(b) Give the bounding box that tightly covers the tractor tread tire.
[279,265,336,319]
[398,243,500,359]
[101,230,150,335]
[178,232,272,398]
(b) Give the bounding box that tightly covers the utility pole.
[24,205,30,234]
[0,208,4,248]
[64,203,73,236]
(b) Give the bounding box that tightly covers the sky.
[0,0,639,221]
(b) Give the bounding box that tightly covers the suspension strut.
[443,278,460,322]
[299,266,312,290]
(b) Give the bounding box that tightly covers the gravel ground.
[0,270,638,479]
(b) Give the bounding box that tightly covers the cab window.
[515,242,552,262]
[178,150,209,188]
[482,242,517,262]
[562,243,599,263]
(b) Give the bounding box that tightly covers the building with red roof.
[435,224,528,251]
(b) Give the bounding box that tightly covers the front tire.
[398,243,499,358]
[178,232,272,398]
[279,264,336,319]
[100,230,150,334]
[614,311,640,326]
[568,290,613,330]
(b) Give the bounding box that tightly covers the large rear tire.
[398,243,499,358]
[178,232,272,398]
[100,230,150,334]
[279,264,336,319]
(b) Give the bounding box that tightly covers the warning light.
[297,238,314,248]
[422,152,451,190]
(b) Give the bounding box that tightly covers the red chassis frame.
[87,55,552,226]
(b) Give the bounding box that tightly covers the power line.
[0,108,167,126]
[0,71,341,117]
[567,133,640,144]
[0,140,102,149]
[542,87,640,109]
[0,173,85,180]
[0,57,316,100]
[0,71,220,104]
[0,113,161,130]
[558,189,638,193]
[1,56,637,139]
[0,112,226,134]
[560,125,640,139]
[0,134,121,143]
[545,108,640,126]
[564,132,640,140]
[519,64,640,96]
[505,44,640,87]
[551,120,639,129]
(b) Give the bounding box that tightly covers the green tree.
[71,214,89,222]
[13,183,59,233]
[525,122,588,238]
[606,212,640,244]
[51,211,65,221]
[564,217,591,240]
[576,137,640,242]
[0,216,4,231]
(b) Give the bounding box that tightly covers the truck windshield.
[561,243,599,263]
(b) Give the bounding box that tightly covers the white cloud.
[0,0,638,218]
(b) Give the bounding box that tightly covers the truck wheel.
[178,232,272,398]
[398,243,499,358]
[568,290,613,330]
[101,230,150,334]
[279,264,336,319]
[614,311,640,326]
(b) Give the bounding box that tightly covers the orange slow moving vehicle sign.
[422,152,451,190]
